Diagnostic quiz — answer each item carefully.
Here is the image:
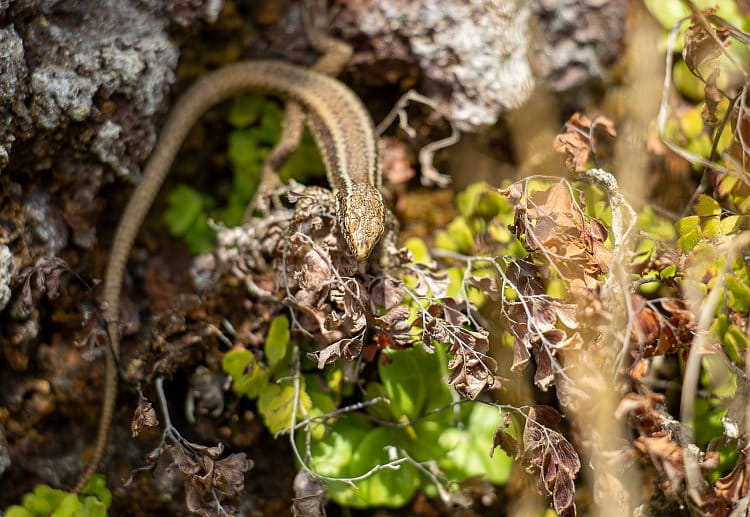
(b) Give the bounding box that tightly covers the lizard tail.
[73,321,119,493]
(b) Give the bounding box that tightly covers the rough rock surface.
[0,0,220,282]
[0,424,9,478]
[335,0,534,131]
[0,0,219,501]
[19,0,179,181]
[534,0,627,92]
[0,245,10,311]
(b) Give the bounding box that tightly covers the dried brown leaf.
[521,406,580,516]
[131,392,159,437]
[553,470,576,515]
[491,424,521,460]
[292,469,329,517]
[683,10,727,74]
[714,459,749,504]
[703,68,723,126]
[553,113,616,173]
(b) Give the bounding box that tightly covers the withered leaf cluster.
[127,436,252,517]
[616,392,746,516]
[493,406,580,516]
[552,113,616,173]
[208,185,496,397]
[499,258,581,391]
[513,181,611,294]
[683,8,729,126]
[414,296,497,399]
[499,180,610,391]
[13,256,70,316]
[629,297,695,379]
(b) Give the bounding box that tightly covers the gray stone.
[0,245,12,311]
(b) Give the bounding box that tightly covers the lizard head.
[336,184,386,261]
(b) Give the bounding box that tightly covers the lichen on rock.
[336,0,534,131]
[0,245,12,311]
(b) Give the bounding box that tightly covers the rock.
[0,245,12,311]
[335,0,534,131]
[535,0,627,92]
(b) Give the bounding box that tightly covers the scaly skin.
[73,60,385,492]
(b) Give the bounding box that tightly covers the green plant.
[4,475,111,517]
[163,94,326,254]
[224,330,512,508]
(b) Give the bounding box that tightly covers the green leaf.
[546,278,566,299]
[701,218,721,239]
[223,349,269,399]
[228,129,265,168]
[685,134,713,164]
[675,216,702,252]
[711,313,730,338]
[694,397,727,447]
[636,206,675,241]
[633,239,656,264]
[364,382,396,422]
[445,267,464,298]
[303,417,371,506]
[257,104,284,145]
[379,348,427,421]
[49,493,80,517]
[437,404,512,485]
[680,107,704,139]
[258,381,312,434]
[726,274,750,312]
[722,324,747,365]
[435,217,474,254]
[163,185,207,237]
[456,182,486,218]
[280,129,326,182]
[660,264,677,279]
[182,213,216,255]
[4,507,34,517]
[477,190,511,218]
[265,316,290,367]
[228,95,265,128]
[643,0,690,29]
[719,215,743,235]
[418,351,454,427]
[718,174,740,197]
[702,354,738,399]
[403,237,431,265]
[304,417,370,476]
[304,374,338,440]
[488,223,512,243]
[695,194,721,217]
[21,492,53,515]
[638,279,661,296]
[672,60,706,101]
[324,365,348,396]
[79,474,111,509]
[223,349,252,379]
[347,427,420,508]
[80,497,107,517]
[31,486,67,510]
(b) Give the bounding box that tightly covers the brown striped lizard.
[73,26,387,491]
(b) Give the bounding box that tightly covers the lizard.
[73,38,387,493]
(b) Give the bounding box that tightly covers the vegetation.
[6,1,750,516]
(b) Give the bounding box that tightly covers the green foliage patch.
[163,94,325,254]
[4,475,111,517]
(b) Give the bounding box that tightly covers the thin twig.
[376,89,458,187]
